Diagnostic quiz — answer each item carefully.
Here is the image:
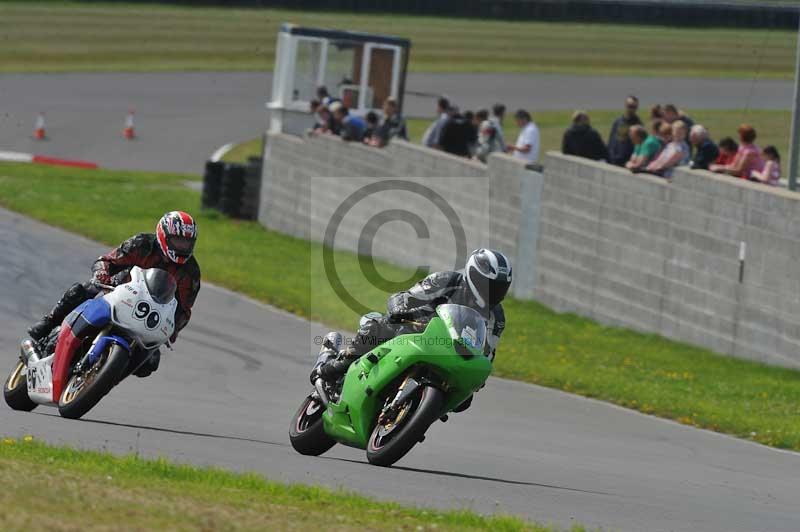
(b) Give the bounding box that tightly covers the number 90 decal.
[133,301,161,330]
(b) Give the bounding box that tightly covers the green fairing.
[322,316,493,448]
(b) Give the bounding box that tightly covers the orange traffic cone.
[123,109,135,139]
[33,112,46,140]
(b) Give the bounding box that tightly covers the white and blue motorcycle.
[3,266,177,419]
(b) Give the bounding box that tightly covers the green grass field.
[224,108,792,168]
[0,1,795,77]
[0,437,560,531]
[1,162,799,451]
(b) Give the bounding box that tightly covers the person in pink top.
[710,124,763,179]
[750,145,781,186]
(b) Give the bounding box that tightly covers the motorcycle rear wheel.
[3,361,37,412]
[289,395,336,456]
[366,385,444,467]
[58,344,128,420]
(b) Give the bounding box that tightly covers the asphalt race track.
[0,72,792,173]
[1,207,799,532]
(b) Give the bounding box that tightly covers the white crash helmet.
[465,249,512,309]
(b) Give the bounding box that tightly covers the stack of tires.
[240,156,263,220]
[220,163,246,218]
[201,161,224,210]
[200,157,262,220]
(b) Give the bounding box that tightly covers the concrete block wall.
[259,133,540,298]
[536,152,800,368]
[260,134,800,367]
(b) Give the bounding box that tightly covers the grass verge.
[222,137,264,164]
[0,163,799,451]
[0,1,795,78]
[0,437,558,531]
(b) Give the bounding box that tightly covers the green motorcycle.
[289,304,493,467]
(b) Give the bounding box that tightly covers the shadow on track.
[34,412,287,448]
[320,456,614,495]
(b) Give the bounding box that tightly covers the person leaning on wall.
[561,110,608,161]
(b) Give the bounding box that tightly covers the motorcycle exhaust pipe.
[314,378,330,407]
[20,339,41,365]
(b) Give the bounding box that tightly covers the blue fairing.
[87,335,131,366]
[74,298,112,327]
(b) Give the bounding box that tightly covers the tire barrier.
[221,163,247,218]
[201,160,225,210]
[241,156,263,221]
[204,157,262,220]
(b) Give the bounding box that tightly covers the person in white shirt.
[507,109,540,163]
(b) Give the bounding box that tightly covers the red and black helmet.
[156,211,197,264]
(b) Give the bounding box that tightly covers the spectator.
[710,124,764,179]
[374,97,408,147]
[422,97,450,148]
[607,95,643,166]
[330,102,365,142]
[311,105,336,136]
[624,125,648,169]
[625,123,662,171]
[646,120,690,177]
[507,109,540,163]
[316,86,339,106]
[474,109,502,163]
[657,121,673,144]
[309,99,326,131]
[465,110,479,155]
[662,104,694,130]
[689,124,719,170]
[750,145,781,186]
[439,107,473,157]
[715,137,738,166]
[562,111,608,161]
[363,111,379,144]
[650,104,664,122]
[491,103,507,152]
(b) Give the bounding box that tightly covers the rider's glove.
[110,269,132,286]
[387,292,412,318]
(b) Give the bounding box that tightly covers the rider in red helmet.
[27,211,201,377]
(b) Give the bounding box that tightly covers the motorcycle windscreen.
[435,304,487,351]
[143,268,177,304]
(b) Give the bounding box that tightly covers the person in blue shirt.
[330,102,366,142]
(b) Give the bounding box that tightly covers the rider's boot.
[318,345,361,381]
[310,332,343,383]
[133,349,161,378]
[452,394,473,413]
[28,283,92,342]
[317,313,392,382]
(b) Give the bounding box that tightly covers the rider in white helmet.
[314,249,511,409]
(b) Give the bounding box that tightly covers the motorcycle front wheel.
[3,360,37,412]
[366,385,444,467]
[58,344,128,420]
[289,395,336,456]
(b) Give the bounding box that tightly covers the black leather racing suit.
[320,270,505,381]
